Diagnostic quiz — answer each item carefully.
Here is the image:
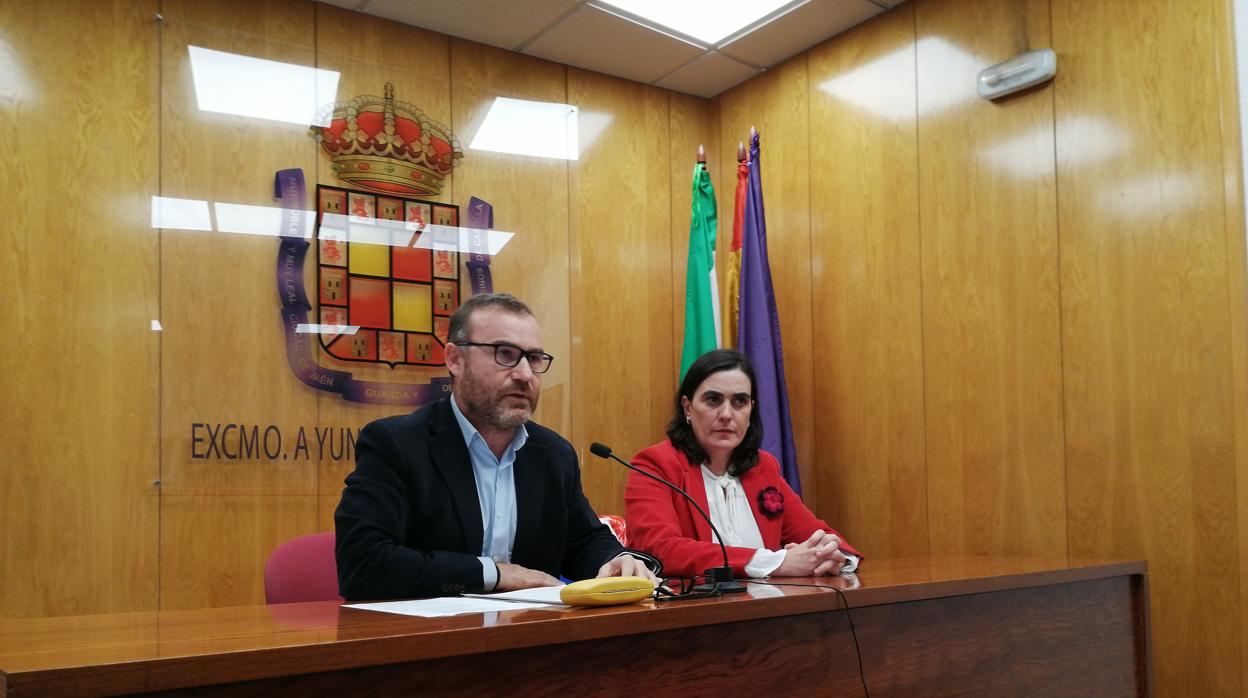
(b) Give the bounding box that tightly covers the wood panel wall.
[713,0,1248,694]
[569,71,671,510]
[158,0,322,612]
[0,0,713,616]
[917,0,1067,559]
[4,0,1248,694]
[1218,0,1248,689]
[1052,0,1242,693]
[0,0,161,619]
[806,4,928,559]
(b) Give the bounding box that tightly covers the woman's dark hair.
[666,349,763,477]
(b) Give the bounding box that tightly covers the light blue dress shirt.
[450,396,526,591]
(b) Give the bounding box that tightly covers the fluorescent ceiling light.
[982,116,1130,179]
[151,198,513,255]
[818,38,978,121]
[470,97,579,161]
[406,225,514,256]
[151,196,212,231]
[188,46,340,126]
[1097,173,1202,221]
[152,197,318,236]
[319,214,515,256]
[214,202,315,238]
[297,323,360,336]
[595,0,799,45]
[578,111,614,158]
[818,45,914,123]
[0,32,36,104]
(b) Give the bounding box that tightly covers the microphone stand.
[590,442,747,594]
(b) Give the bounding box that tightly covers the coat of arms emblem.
[274,83,467,406]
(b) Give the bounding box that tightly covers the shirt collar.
[449,393,528,458]
[701,464,739,488]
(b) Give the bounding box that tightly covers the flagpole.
[695,143,721,353]
[726,140,748,350]
[678,140,720,380]
[737,127,803,493]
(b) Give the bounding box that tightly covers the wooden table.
[0,556,1150,697]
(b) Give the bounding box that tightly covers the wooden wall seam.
[156,0,167,616]
[1211,0,1248,693]
[1047,0,1074,568]
[910,1,935,561]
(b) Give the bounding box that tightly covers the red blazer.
[624,440,861,578]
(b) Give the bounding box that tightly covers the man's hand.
[494,562,561,591]
[596,555,661,584]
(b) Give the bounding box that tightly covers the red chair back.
[599,514,628,546]
[264,532,343,604]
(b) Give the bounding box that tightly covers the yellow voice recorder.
[559,576,656,607]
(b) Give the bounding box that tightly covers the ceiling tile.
[654,53,759,98]
[360,0,581,50]
[523,4,704,85]
[719,0,882,68]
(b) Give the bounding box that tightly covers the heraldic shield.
[314,184,461,367]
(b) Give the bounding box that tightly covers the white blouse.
[700,465,859,578]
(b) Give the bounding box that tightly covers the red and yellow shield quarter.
[315,184,460,368]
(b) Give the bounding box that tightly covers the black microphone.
[589,442,746,594]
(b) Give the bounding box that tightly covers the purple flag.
[737,131,801,494]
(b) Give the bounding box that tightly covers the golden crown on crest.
[310,83,463,196]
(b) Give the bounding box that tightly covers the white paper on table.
[343,588,567,618]
[464,585,567,605]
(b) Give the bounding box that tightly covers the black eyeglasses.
[456,341,554,374]
[655,576,724,602]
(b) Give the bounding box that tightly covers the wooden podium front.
[0,556,1150,697]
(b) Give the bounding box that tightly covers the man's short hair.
[447,293,534,344]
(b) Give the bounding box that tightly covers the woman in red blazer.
[625,349,861,579]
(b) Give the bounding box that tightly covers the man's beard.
[456,373,539,431]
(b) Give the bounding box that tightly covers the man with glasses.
[335,293,659,599]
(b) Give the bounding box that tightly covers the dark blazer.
[335,397,627,600]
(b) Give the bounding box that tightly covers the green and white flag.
[679,162,720,380]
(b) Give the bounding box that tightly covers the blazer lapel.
[429,399,485,554]
[681,456,714,543]
[509,438,545,564]
[741,466,782,549]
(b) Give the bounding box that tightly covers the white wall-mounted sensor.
[977,48,1057,100]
